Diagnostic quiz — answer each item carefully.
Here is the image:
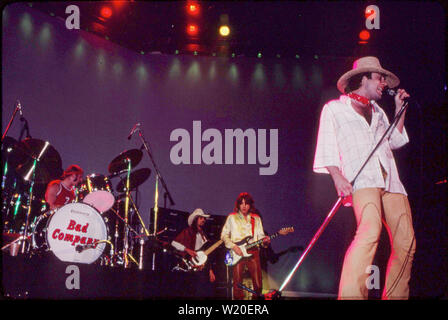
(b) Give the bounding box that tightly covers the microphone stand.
[134,126,175,271]
[2,101,21,142]
[278,100,410,293]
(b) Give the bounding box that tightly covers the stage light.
[219,25,230,37]
[100,6,113,19]
[359,30,370,41]
[187,24,198,36]
[257,52,262,58]
[295,54,300,59]
[187,2,200,16]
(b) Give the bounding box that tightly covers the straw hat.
[188,208,210,226]
[337,56,400,93]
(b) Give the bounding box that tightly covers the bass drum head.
[46,203,107,264]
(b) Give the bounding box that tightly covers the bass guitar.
[177,239,223,272]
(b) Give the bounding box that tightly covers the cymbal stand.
[128,192,150,237]
[21,141,50,254]
[123,159,132,268]
[21,159,36,254]
[125,192,150,269]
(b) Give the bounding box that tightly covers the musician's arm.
[45,183,59,210]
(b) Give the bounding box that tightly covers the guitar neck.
[245,232,279,250]
[204,239,223,256]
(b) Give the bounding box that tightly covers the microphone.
[16,101,24,120]
[386,88,411,100]
[386,88,399,97]
[127,122,141,140]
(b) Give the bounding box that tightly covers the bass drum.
[32,202,109,264]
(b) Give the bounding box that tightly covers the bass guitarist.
[221,192,270,300]
[171,208,216,297]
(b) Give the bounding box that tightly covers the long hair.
[234,192,255,213]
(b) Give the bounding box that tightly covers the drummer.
[45,165,84,210]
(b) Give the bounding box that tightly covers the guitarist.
[171,208,216,297]
[221,192,270,300]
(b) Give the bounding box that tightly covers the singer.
[313,56,415,299]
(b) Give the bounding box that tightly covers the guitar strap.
[251,215,255,238]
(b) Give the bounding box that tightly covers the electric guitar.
[177,239,223,272]
[224,227,294,267]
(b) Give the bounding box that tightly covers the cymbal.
[116,168,151,193]
[1,136,19,153]
[108,149,143,174]
[1,136,22,165]
[14,138,62,184]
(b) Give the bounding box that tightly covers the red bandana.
[346,92,372,106]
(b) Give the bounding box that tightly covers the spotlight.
[187,2,200,16]
[219,25,230,37]
[187,24,198,36]
[359,30,370,41]
[100,6,113,19]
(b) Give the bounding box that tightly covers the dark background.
[2,1,446,298]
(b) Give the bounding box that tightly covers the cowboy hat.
[337,56,400,93]
[188,208,210,226]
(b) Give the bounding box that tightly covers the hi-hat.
[108,149,143,174]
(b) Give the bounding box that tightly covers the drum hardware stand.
[278,100,410,293]
[20,141,50,254]
[127,191,151,270]
[1,234,30,254]
[123,159,132,268]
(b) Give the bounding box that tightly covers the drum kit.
[2,136,154,267]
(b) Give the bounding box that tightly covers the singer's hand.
[394,89,410,114]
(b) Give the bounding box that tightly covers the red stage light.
[359,30,370,41]
[187,2,200,15]
[100,7,113,19]
[187,24,198,36]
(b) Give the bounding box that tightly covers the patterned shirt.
[313,95,409,195]
[221,212,266,249]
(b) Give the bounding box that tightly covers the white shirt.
[220,212,265,249]
[313,95,409,195]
